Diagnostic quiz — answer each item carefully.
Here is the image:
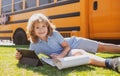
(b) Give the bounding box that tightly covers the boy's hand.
[50,53,64,59]
[15,51,22,60]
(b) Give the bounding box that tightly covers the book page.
[42,55,90,70]
[53,55,90,69]
[41,58,55,67]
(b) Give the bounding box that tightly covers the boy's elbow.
[67,45,71,51]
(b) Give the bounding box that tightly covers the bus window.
[2,0,12,14]
[39,0,54,5]
[14,0,22,12]
[57,0,65,1]
[25,0,36,9]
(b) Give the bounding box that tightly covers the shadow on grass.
[16,55,120,76]
[17,63,95,76]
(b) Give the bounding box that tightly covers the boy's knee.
[70,49,87,56]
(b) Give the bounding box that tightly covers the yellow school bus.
[0,0,120,45]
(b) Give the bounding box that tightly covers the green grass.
[0,45,120,76]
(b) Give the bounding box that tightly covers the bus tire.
[13,30,29,45]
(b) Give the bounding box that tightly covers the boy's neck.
[39,36,48,42]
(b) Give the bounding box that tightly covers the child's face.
[34,21,48,39]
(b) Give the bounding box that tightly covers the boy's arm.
[50,41,70,59]
[59,41,70,57]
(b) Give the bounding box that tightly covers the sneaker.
[110,57,120,73]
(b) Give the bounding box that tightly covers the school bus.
[0,0,120,45]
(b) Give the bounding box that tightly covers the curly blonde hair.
[27,13,55,43]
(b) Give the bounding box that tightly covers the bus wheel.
[13,30,29,45]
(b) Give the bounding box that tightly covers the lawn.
[0,45,120,76]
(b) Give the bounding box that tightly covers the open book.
[41,55,89,70]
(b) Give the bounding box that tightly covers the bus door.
[89,0,120,39]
